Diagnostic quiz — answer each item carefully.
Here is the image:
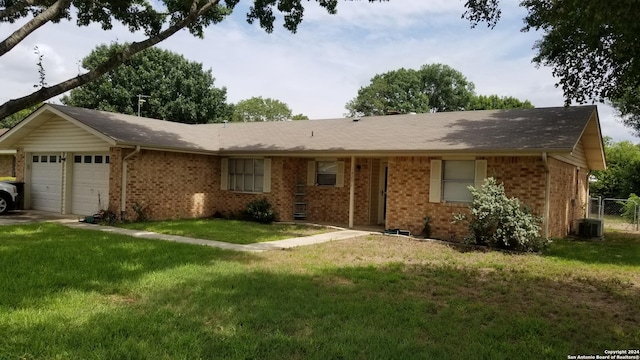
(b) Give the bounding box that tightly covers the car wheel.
[0,194,10,215]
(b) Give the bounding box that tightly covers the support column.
[349,156,355,228]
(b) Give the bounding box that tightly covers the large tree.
[231,96,304,122]
[590,137,640,199]
[468,95,534,110]
[346,64,532,116]
[62,44,230,124]
[0,0,387,120]
[463,1,640,133]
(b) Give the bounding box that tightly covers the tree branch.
[0,0,37,20]
[0,0,220,119]
[0,0,71,57]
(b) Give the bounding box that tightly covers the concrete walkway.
[59,219,375,252]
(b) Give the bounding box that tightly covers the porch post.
[349,156,355,228]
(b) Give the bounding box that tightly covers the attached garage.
[30,153,63,212]
[71,154,110,215]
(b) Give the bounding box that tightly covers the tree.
[346,64,532,116]
[291,114,309,120]
[463,1,640,133]
[590,137,640,199]
[232,96,302,122]
[0,102,41,128]
[468,95,534,110]
[61,44,229,124]
[0,0,387,120]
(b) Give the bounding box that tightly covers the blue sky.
[0,0,637,142]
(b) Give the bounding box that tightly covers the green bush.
[620,193,639,223]
[243,198,277,224]
[453,177,548,252]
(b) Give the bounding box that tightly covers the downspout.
[349,156,355,229]
[542,152,550,238]
[120,146,141,220]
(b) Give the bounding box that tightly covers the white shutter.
[220,158,228,190]
[429,159,442,203]
[263,158,271,193]
[307,161,316,186]
[335,161,345,188]
[474,159,487,188]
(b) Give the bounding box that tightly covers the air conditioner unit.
[577,218,603,238]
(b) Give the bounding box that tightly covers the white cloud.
[0,1,638,144]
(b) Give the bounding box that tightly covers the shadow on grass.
[1,239,638,359]
[0,223,258,309]
[544,232,640,267]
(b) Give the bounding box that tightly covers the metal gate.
[589,197,640,231]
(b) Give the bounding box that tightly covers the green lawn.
[117,218,333,244]
[1,223,638,359]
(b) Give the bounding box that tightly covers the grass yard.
[117,218,334,244]
[1,223,638,359]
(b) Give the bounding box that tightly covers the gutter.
[542,152,550,238]
[120,146,141,219]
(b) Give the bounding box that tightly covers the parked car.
[0,182,19,215]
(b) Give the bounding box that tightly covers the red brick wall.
[14,149,24,182]
[216,157,373,226]
[548,158,588,237]
[115,149,218,220]
[0,155,14,177]
[214,157,296,221]
[385,156,548,241]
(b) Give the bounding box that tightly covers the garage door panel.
[71,154,110,216]
[31,154,62,212]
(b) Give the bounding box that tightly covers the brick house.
[0,104,605,239]
[0,129,16,178]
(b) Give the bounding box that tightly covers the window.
[95,155,103,164]
[40,155,48,163]
[442,160,475,202]
[32,156,39,163]
[74,155,82,163]
[84,155,92,164]
[316,161,337,186]
[228,158,264,192]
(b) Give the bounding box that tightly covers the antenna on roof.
[137,94,150,117]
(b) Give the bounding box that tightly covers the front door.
[378,162,388,224]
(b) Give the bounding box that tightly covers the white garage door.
[71,154,110,216]
[31,154,62,212]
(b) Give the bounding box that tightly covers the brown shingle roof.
[36,104,598,155]
[216,106,597,154]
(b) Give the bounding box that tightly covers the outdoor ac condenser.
[577,218,604,238]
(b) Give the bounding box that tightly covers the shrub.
[243,198,277,224]
[620,193,639,223]
[453,177,548,252]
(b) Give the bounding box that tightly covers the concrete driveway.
[0,210,79,225]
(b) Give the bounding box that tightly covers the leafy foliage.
[0,1,386,119]
[454,178,546,252]
[346,64,533,116]
[243,197,277,224]
[62,44,230,124]
[590,137,640,199]
[468,94,534,110]
[232,96,300,122]
[620,193,640,223]
[463,1,640,133]
[0,102,42,128]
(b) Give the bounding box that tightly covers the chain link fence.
[589,197,639,231]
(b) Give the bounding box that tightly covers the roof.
[0,104,605,169]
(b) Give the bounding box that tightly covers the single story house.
[0,104,605,239]
[0,129,16,177]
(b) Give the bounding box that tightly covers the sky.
[0,0,638,143]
